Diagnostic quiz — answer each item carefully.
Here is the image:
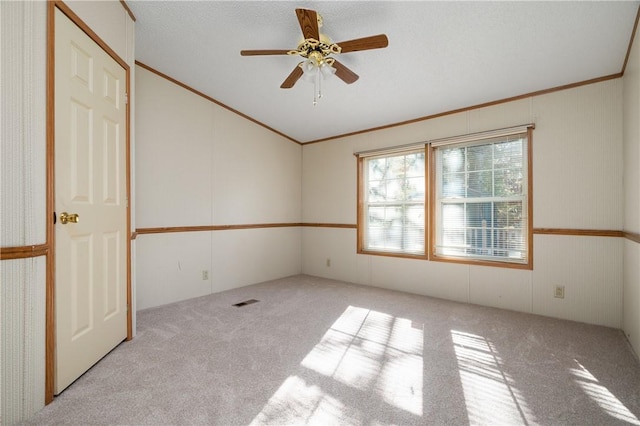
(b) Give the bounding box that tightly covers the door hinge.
[125,93,128,105]
[125,197,129,208]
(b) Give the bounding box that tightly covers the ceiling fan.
[240,8,388,104]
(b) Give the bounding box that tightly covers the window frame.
[356,126,533,269]
[429,128,533,269]
[357,147,429,259]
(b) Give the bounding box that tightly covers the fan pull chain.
[313,67,320,106]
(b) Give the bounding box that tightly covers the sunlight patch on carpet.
[452,330,536,424]
[249,375,361,426]
[571,359,640,425]
[301,306,424,416]
[250,305,424,424]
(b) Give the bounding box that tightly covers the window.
[359,149,426,256]
[433,133,529,265]
[357,126,532,268]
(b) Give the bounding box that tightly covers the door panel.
[54,8,127,394]
[69,99,93,203]
[70,234,93,339]
[102,231,120,319]
[102,117,120,205]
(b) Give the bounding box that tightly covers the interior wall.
[623,21,640,356]
[302,78,624,329]
[134,65,302,310]
[0,2,134,424]
[1,3,47,423]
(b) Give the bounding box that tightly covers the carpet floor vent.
[233,299,259,307]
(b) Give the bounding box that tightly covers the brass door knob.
[59,212,79,224]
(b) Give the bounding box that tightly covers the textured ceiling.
[128,1,639,143]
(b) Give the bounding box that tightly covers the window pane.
[494,201,523,231]
[406,152,425,177]
[405,205,425,252]
[467,144,492,171]
[495,140,523,169]
[442,229,465,256]
[493,201,525,259]
[386,178,404,200]
[466,202,492,228]
[368,157,388,181]
[368,206,386,226]
[387,155,406,175]
[442,203,464,229]
[406,177,425,200]
[368,180,386,202]
[467,171,492,197]
[442,172,465,197]
[494,168,523,197]
[442,148,465,173]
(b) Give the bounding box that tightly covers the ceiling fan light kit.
[301,55,336,106]
[240,8,389,105]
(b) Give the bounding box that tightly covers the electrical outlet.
[554,286,564,299]
[202,270,209,280]
[326,258,331,267]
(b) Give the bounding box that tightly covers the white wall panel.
[135,232,212,311]
[624,35,640,234]
[212,108,301,225]
[1,258,46,425]
[135,66,215,228]
[467,98,532,134]
[302,228,471,305]
[621,2,640,234]
[624,113,640,233]
[370,256,470,304]
[469,265,532,313]
[623,240,640,355]
[623,17,640,357]
[419,261,470,303]
[532,79,623,230]
[348,111,468,152]
[1,0,47,247]
[301,227,368,284]
[370,256,432,295]
[302,143,359,224]
[533,235,623,328]
[211,228,302,293]
[2,2,47,423]
[136,228,302,311]
[397,112,469,144]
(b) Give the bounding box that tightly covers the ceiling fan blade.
[332,60,359,84]
[280,64,304,88]
[241,50,291,56]
[296,8,319,40]
[336,34,389,54]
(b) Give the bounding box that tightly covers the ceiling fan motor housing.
[292,35,342,64]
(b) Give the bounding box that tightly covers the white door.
[54,8,128,394]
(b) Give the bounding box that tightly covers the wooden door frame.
[46,0,132,404]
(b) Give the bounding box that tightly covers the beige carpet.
[25,275,640,425]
